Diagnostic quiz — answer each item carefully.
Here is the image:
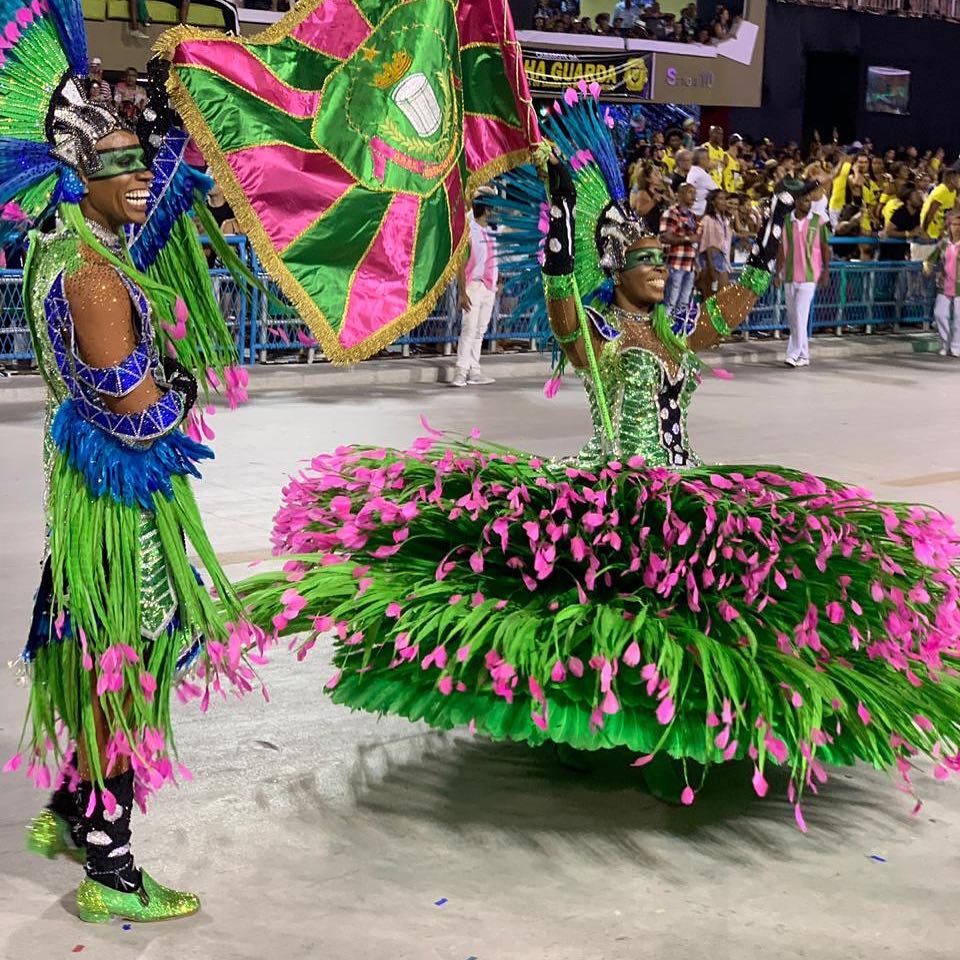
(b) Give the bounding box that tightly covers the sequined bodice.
[577,343,700,468]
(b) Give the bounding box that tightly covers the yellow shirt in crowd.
[703,142,727,186]
[662,150,676,174]
[722,155,742,194]
[860,178,881,232]
[882,197,903,226]
[829,161,852,213]
[921,182,957,239]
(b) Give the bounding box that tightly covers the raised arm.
[685,190,794,352]
[542,157,606,370]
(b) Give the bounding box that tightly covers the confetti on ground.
[71,947,85,954]
[122,923,132,931]
[434,898,448,906]
[868,854,887,862]
[711,367,735,380]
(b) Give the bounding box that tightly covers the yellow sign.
[523,52,654,98]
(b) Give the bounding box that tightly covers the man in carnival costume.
[2,0,267,923]
[243,84,960,822]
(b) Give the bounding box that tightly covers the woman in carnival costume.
[243,84,960,822]
[2,0,267,923]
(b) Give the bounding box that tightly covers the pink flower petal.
[680,786,695,806]
[656,697,675,725]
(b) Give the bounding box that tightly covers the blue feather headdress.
[489,81,649,337]
[0,0,120,245]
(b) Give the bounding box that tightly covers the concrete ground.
[1,341,959,960]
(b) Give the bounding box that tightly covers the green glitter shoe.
[76,871,200,924]
[25,809,84,864]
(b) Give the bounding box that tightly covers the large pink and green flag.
[160,0,539,362]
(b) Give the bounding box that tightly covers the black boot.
[76,770,142,893]
[49,779,86,850]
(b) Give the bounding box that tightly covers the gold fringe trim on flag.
[159,21,534,365]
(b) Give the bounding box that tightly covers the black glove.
[544,157,577,277]
[136,58,176,167]
[162,356,198,417]
[746,185,797,273]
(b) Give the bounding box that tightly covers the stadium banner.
[522,48,654,101]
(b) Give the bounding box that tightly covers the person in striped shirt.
[774,187,832,368]
[924,214,960,357]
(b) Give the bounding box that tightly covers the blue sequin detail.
[44,270,185,442]
[128,127,214,272]
[51,398,213,509]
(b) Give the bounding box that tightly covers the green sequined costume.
[239,88,960,820]
[17,219,259,797]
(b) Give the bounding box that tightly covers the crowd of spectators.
[621,118,958,315]
[83,58,149,122]
[530,0,742,43]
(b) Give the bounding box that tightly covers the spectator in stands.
[775,189,831,368]
[452,200,498,388]
[880,187,923,260]
[697,189,733,299]
[827,146,857,229]
[127,0,150,39]
[680,2,697,37]
[712,4,732,39]
[643,2,668,38]
[207,181,239,235]
[662,128,682,171]
[670,149,693,192]
[87,57,111,104]
[685,147,716,216]
[629,162,671,233]
[680,117,698,149]
[612,0,640,30]
[595,11,612,32]
[931,147,946,176]
[921,159,960,242]
[723,134,745,193]
[702,125,727,186]
[114,67,147,118]
[659,183,700,318]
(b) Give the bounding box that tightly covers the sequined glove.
[161,356,198,417]
[136,59,176,167]
[544,157,576,278]
[746,185,797,274]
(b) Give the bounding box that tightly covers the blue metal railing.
[0,237,938,365]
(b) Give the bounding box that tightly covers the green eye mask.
[88,146,149,181]
[623,247,665,271]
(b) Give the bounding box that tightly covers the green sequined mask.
[623,247,665,271]
[88,146,149,181]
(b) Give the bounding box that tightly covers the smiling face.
[615,236,668,311]
[80,129,153,231]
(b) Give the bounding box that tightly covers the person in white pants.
[925,215,960,357]
[452,201,498,387]
[775,189,832,367]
